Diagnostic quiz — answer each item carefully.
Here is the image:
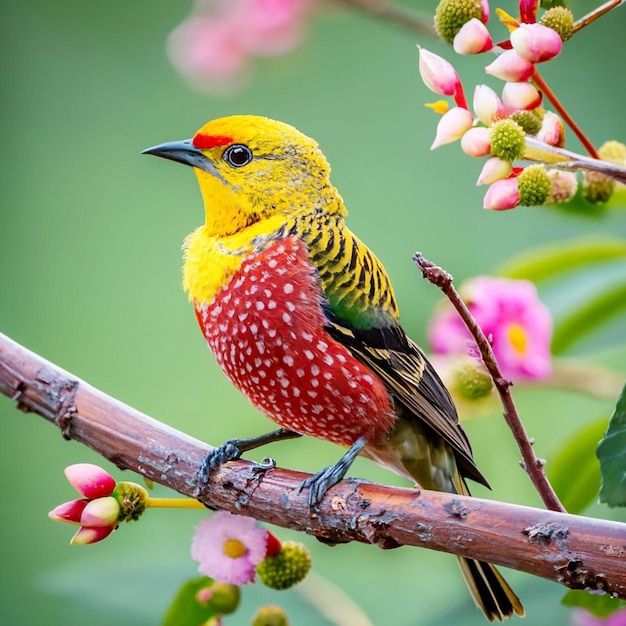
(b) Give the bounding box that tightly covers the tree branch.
[413,254,566,513]
[1,331,625,598]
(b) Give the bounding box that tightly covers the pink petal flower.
[191,512,268,585]
[461,126,492,157]
[234,0,308,56]
[80,497,121,528]
[64,464,116,499]
[480,0,490,23]
[431,107,474,150]
[483,177,520,210]
[167,15,249,87]
[477,156,513,185]
[473,84,507,125]
[453,19,493,54]
[70,525,115,546]
[485,49,535,81]
[48,499,88,525]
[510,23,563,63]
[537,111,565,146]
[418,47,462,98]
[429,276,552,381]
[502,81,542,112]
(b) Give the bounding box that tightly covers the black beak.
[142,139,224,181]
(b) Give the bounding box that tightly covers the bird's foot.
[199,441,243,483]
[298,437,366,509]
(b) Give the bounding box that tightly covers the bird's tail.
[457,556,525,622]
[454,474,525,621]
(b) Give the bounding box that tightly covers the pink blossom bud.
[70,525,115,546]
[80,497,121,527]
[537,111,565,147]
[483,177,520,210]
[473,84,506,125]
[48,499,88,525]
[64,464,116,499]
[431,107,474,150]
[480,0,490,23]
[502,81,542,112]
[453,19,493,54]
[510,23,563,63]
[418,47,461,97]
[519,0,539,24]
[477,157,513,185]
[461,126,492,156]
[485,50,534,81]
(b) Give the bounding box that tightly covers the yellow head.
[143,115,345,238]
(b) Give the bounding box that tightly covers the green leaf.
[562,589,626,618]
[551,281,626,354]
[163,576,220,626]
[597,381,626,506]
[547,417,608,514]
[496,237,626,282]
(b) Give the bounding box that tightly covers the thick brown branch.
[1,331,624,597]
[413,254,566,513]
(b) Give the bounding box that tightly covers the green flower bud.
[582,171,615,204]
[489,118,526,162]
[112,481,149,522]
[198,582,240,615]
[434,0,485,44]
[257,541,311,590]
[518,165,552,206]
[510,110,543,136]
[252,605,290,626]
[452,362,493,401]
[598,140,626,166]
[540,7,574,42]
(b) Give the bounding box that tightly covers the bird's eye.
[223,144,253,168]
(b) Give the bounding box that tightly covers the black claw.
[299,436,367,509]
[199,441,243,483]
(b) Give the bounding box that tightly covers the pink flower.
[477,157,513,185]
[49,464,120,545]
[571,608,626,626]
[431,107,474,150]
[519,0,539,24]
[473,84,507,125]
[191,511,269,585]
[429,276,553,381]
[483,177,520,210]
[461,126,492,157]
[235,0,308,56]
[537,111,566,147]
[510,23,563,63]
[418,47,463,98]
[453,19,493,55]
[502,81,542,112]
[485,50,535,82]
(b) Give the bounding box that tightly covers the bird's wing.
[306,222,488,487]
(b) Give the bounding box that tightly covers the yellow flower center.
[507,323,528,355]
[223,538,247,559]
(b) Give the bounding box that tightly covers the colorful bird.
[143,115,524,621]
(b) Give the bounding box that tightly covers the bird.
[143,115,524,621]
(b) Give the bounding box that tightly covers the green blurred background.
[1,1,625,624]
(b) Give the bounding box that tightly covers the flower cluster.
[191,511,311,589]
[429,276,553,383]
[168,0,312,91]
[419,0,580,210]
[48,463,148,544]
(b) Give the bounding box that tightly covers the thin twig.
[1,331,625,596]
[573,0,624,34]
[413,254,566,513]
[336,0,435,36]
